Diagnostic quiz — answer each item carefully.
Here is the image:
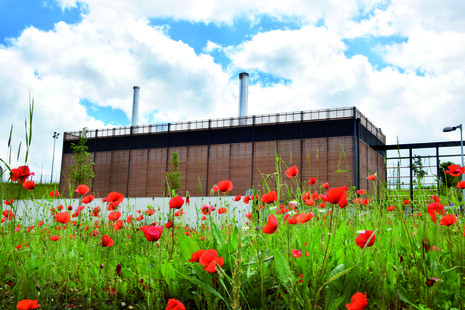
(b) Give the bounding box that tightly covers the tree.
[68,128,95,188]
[166,151,183,196]
[412,155,427,180]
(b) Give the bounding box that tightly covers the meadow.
[1,163,465,310]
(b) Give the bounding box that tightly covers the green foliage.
[412,155,427,179]
[166,151,183,196]
[68,128,95,187]
[438,161,460,188]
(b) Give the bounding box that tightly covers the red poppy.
[457,181,465,190]
[140,226,163,241]
[174,209,185,217]
[145,209,155,216]
[295,212,314,224]
[22,180,35,190]
[355,231,375,249]
[136,214,144,221]
[285,165,298,178]
[262,215,278,234]
[308,177,316,185]
[323,186,348,208]
[346,292,368,310]
[91,207,101,217]
[199,249,224,273]
[103,192,124,209]
[113,220,123,231]
[108,211,122,221]
[188,249,206,262]
[218,207,227,214]
[356,189,365,195]
[261,191,278,204]
[101,235,114,247]
[49,235,60,241]
[243,195,252,204]
[49,190,60,197]
[217,180,233,193]
[165,221,174,228]
[11,166,34,184]
[2,210,14,220]
[291,249,310,258]
[16,299,41,310]
[169,196,184,209]
[322,182,329,189]
[3,199,14,205]
[82,195,95,204]
[126,215,133,223]
[427,202,445,223]
[440,214,457,226]
[431,195,440,202]
[445,164,465,177]
[387,206,395,211]
[234,195,241,201]
[166,299,186,310]
[75,184,90,195]
[55,212,70,224]
[367,174,376,181]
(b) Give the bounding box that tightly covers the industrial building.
[59,73,386,197]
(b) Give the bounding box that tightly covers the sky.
[0,0,464,183]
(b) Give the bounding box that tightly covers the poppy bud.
[36,284,41,291]
[156,241,160,248]
[100,263,104,269]
[116,263,122,276]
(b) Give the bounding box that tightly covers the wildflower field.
[1,163,465,310]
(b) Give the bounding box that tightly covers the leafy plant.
[68,127,95,188]
[166,151,183,197]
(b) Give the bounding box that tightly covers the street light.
[51,132,60,183]
[443,124,464,199]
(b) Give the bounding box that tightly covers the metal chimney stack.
[238,72,249,117]
[132,86,140,126]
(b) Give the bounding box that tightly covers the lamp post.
[51,132,60,183]
[443,124,464,199]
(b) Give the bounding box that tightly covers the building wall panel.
[128,149,148,197]
[92,151,112,197]
[146,148,167,197]
[207,144,231,192]
[185,145,208,196]
[230,142,253,195]
[253,141,277,191]
[277,139,302,191]
[108,150,129,196]
[167,147,188,195]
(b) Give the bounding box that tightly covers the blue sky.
[0,0,463,180]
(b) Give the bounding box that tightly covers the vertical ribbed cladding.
[132,86,140,126]
[238,72,249,117]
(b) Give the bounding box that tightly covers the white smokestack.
[238,72,249,117]
[132,86,140,126]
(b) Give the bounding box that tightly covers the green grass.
[0,182,59,201]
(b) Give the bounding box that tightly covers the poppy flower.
[426,278,439,287]
[3,199,14,205]
[22,180,35,190]
[445,164,465,177]
[440,214,457,226]
[322,182,329,189]
[136,214,144,221]
[16,299,40,310]
[108,211,121,221]
[140,226,163,241]
[295,212,314,224]
[427,202,445,223]
[261,191,278,204]
[125,215,133,223]
[218,207,227,214]
[403,199,410,205]
[262,215,278,234]
[82,195,95,204]
[113,220,123,231]
[291,249,310,258]
[166,299,186,310]
[199,249,224,273]
[10,166,34,184]
[346,292,368,310]
[431,195,440,202]
[234,195,241,201]
[54,212,70,224]
[169,196,184,209]
[308,177,316,185]
[2,210,14,220]
[243,195,252,204]
[323,186,348,208]
[285,165,299,178]
[356,189,365,195]
[145,209,155,216]
[49,190,60,197]
[174,209,185,217]
[103,192,124,209]
[355,231,375,249]
[387,206,395,211]
[165,221,174,228]
[367,174,376,181]
[457,181,465,190]
[49,235,60,241]
[75,184,90,195]
[217,180,233,193]
[188,249,206,262]
[101,235,114,247]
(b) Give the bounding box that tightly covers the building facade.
[60,107,386,197]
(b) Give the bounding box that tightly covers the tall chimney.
[132,86,140,126]
[238,72,249,117]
